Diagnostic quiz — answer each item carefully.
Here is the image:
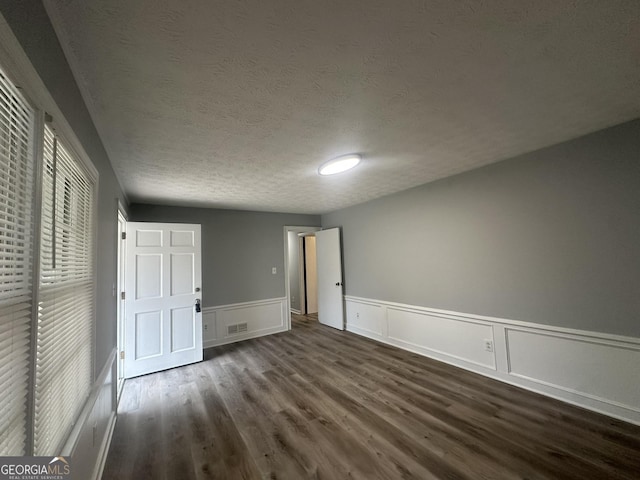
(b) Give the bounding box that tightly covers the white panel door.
[124,222,202,378]
[316,228,344,330]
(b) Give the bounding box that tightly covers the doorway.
[302,235,318,315]
[284,226,345,331]
[284,226,320,328]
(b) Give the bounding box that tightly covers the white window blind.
[33,125,95,455]
[0,67,36,456]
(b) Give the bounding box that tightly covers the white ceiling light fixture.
[318,154,361,176]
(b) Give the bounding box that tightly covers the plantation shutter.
[0,67,36,456]
[33,125,95,455]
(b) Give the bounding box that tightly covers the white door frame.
[283,225,320,329]
[116,204,127,402]
[298,235,306,315]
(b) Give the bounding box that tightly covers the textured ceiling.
[44,0,640,214]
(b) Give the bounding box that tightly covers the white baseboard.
[345,296,640,426]
[64,349,118,480]
[290,308,301,315]
[202,297,288,348]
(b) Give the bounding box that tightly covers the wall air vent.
[227,323,248,335]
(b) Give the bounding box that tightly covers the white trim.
[387,336,497,371]
[346,323,382,339]
[202,297,288,348]
[206,297,287,312]
[117,198,129,220]
[346,295,640,346]
[115,207,127,404]
[345,295,640,426]
[502,323,640,352]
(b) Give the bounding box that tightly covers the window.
[33,125,96,455]
[0,57,97,456]
[0,66,36,456]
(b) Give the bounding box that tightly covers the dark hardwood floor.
[102,314,640,479]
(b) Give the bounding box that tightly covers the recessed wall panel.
[346,300,384,336]
[171,253,194,296]
[171,307,195,352]
[506,329,640,410]
[136,230,163,247]
[387,308,496,369]
[135,311,162,359]
[170,230,194,247]
[136,254,162,299]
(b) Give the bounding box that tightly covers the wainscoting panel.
[66,349,117,480]
[345,296,640,425]
[202,297,288,348]
[345,298,385,339]
[506,327,640,412]
[387,307,496,370]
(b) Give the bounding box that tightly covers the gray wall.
[0,1,128,373]
[323,120,640,337]
[130,204,320,307]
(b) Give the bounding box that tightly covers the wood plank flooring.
[102,314,640,479]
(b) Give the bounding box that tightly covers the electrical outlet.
[356,312,360,319]
[203,323,208,331]
[484,339,494,352]
[272,267,277,274]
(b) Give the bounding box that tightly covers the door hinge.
[121,291,126,300]
[120,351,125,360]
[121,231,126,240]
